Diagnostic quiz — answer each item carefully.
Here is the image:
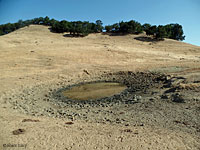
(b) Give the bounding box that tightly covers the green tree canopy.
[0,17,185,40]
[95,20,103,32]
[156,25,167,40]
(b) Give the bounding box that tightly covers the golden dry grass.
[0,25,200,150]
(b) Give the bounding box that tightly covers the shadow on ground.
[102,32,130,36]
[134,36,164,42]
[63,34,85,38]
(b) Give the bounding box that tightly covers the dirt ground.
[0,25,200,150]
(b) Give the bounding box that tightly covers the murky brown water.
[62,82,127,100]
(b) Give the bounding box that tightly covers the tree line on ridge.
[0,16,185,40]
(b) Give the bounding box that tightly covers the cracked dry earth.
[0,25,200,150]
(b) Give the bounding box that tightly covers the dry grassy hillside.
[0,25,200,150]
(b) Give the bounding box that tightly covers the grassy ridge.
[0,16,185,40]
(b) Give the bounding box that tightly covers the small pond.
[62,82,127,100]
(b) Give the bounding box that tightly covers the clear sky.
[0,0,199,46]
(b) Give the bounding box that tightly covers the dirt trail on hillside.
[0,25,200,150]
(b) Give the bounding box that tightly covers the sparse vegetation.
[0,16,185,40]
[106,21,185,41]
[0,16,103,37]
[105,20,143,34]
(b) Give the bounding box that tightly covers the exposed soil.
[0,25,200,150]
[3,71,200,136]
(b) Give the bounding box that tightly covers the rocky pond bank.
[1,71,200,139]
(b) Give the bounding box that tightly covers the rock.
[105,118,111,122]
[164,87,177,93]
[149,98,155,101]
[171,78,185,87]
[116,118,120,121]
[166,75,173,81]
[65,122,74,125]
[136,95,142,100]
[83,69,90,75]
[123,129,132,132]
[12,129,25,135]
[171,93,185,103]
[22,119,39,122]
[161,94,170,99]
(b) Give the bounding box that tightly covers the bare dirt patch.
[3,71,200,137]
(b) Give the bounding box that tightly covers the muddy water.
[62,82,127,100]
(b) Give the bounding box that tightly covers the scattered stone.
[12,129,25,135]
[65,122,74,125]
[123,129,132,132]
[149,98,154,101]
[105,118,111,122]
[161,94,170,99]
[136,95,142,100]
[22,119,39,122]
[173,120,189,126]
[83,69,90,75]
[7,71,198,131]
[133,131,139,134]
[116,118,120,122]
[137,123,144,126]
[164,87,177,93]
[151,91,158,95]
[171,78,185,87]
[171,93,185,103]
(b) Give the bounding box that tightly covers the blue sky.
[0,0,199,46]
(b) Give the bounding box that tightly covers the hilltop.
[0,25,200,150]
[0,17,185,40]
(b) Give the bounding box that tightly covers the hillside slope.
[0,25,200,150]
